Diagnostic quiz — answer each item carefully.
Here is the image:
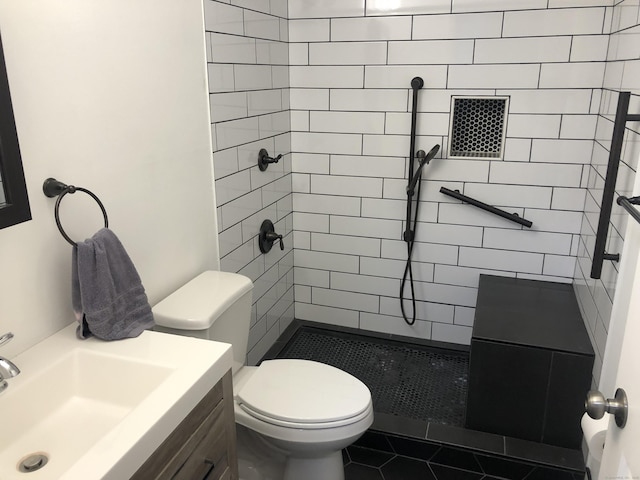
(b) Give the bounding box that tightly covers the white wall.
[204,0,295,365]
[0,0,218,357]
[290,0,608,344]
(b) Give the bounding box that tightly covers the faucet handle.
[0,333,14,348]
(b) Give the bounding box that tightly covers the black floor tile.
[475,454,535,480]
[340,443,584,480]
[428,423,505,455]
[387,435,440,462]
[525,466,583,480]
[343,448,350,465]
[430,447,483,473]
[381,456,436,480]
[505,437,584,472]
[266,321,586,477]
[348,446,395,468]
[430,464,484,480]
[354,431,395,453]
[344,462,384,480]
[372,412,428,438]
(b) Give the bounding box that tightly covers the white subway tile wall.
[205,0,293,365]
[287,0,638,386]
[205,0,640,385]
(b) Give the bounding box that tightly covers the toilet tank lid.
[152,271,253,330]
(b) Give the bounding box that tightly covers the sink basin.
[0,350,173,477]
[0,324,233,479]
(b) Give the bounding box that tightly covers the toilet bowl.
[152,271,373,480]
[234,360,373,480]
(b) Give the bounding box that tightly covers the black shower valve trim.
[258,219,284,253]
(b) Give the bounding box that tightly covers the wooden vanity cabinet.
[131,369,238,480]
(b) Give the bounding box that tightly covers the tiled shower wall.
[204,0,295,365]
[290,1,609,345]
[205,0,639,370]
[574,0,640,383]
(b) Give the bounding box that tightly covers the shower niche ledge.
[465,275,594,450]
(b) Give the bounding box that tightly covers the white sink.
[0,324,233,479]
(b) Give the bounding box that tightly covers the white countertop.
[0,324,233,480]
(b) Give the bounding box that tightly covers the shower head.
[419,144,440,165]
[406,144,440,196]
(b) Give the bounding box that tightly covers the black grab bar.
[591,91,639,279]
[617,196,640,226]
[440,187,533,228]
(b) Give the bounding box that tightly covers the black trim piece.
[0,33,31,229]
[617,195,640,225]
[591,91,636,279]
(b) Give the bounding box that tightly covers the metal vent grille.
[277,328,469,426]
[449,97,508,159]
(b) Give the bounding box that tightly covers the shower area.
[209,0,640,475]
[271,323,470,427]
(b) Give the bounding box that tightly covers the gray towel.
[72,228,154,340]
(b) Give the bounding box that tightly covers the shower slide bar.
[591,91,640,279]
[616,196,640,226]
[439,187,533,228]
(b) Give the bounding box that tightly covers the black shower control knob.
[266,231,284,250]
[258,219,284,253]
[265,231,284,250]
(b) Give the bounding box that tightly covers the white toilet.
[152,271,374,480]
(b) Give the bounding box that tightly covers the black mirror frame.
[0,32,31,229]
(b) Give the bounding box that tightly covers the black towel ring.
[42,178,109,247]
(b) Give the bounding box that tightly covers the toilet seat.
[239,402,373,429]
[236,359,372,429]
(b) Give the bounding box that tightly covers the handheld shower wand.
[406,144,440,196]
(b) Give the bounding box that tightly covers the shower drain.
[18,453,48,473]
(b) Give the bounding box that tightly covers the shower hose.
[400,173,423,326]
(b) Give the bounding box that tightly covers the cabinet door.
[172,401,229,480]
[131,371,238,480]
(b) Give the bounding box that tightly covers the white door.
[597,173,640,478]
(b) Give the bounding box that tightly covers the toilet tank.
[152,271,253,373]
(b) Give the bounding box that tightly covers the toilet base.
[284,451,344,480]
[237,424,347,480]
[237,425,286,480]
